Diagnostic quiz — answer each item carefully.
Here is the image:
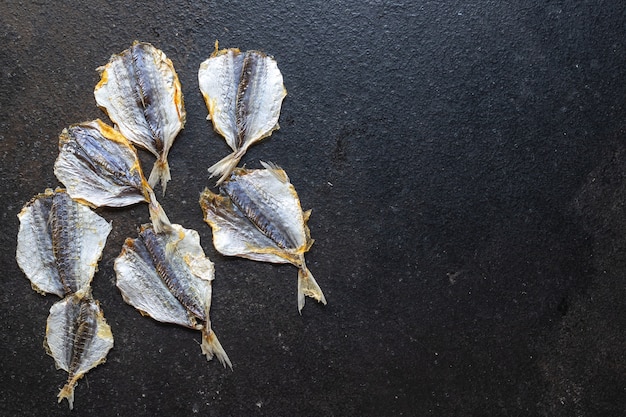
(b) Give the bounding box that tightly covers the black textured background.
[2,1,626,416]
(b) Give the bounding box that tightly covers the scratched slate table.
[2,1,626,416]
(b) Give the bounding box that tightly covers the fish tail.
[147,189,173,234]
[148,157,171,195]
[57,381,76,410]
[201,327,232,369]
[297,262,327,313]
[207,149,245,185]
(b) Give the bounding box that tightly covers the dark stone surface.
[1,1,625,415]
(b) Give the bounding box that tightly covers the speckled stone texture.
[1,1,625,416]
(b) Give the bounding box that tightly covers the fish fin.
[259,160,280,170]
[212,39,220,55]
[73,286,92,300]
[148,157,171,196]
[297,263,327,313]
[260,160,289,183]
[147,189,173,234]
[201,328,232,369]
[208,149,245,185]
[57,381,76,410]
[29,282,50,296]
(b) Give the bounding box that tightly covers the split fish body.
[140,227,208,320]
[54,119,172,233]
[95,41,186,193]
[45,295,114,410]
[17,189,113,409]
[16,188,112,297]
[116,235,195,328]
[200,163,326,312]
[115,224,230,367]
[55,120,148,208]
[198,47,287,184]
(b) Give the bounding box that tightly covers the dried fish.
[44,294,114,410]
[16,188,112,297]
[16,188,113,408]
[94,41,186,193]
[54,119,171,233]
[115,223,231,367]
[199,162,326,312]
[198,46,287,184]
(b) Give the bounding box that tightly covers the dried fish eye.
[115,223,231,367]
[95,41,186,194]
[199,45,287,184]
[200,162,326,312]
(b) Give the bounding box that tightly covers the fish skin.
[199,48,242,151]
[16,190,64,296]
[65,297,98,378]
[49,190,112,297]
[234,52,260,149]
